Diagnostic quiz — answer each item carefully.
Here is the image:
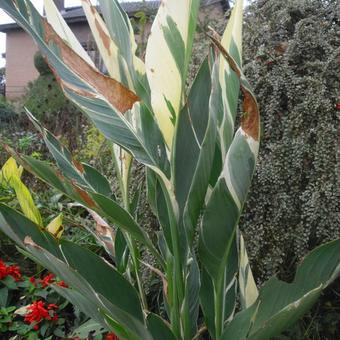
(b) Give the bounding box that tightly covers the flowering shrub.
[23,301,59,330]
[0,259,22,282]
[105,332,119,340]
[0,259,105,339]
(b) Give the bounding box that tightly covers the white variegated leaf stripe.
[96,0,148,104]
[145,0,200,149]
[44,0,95,66]
[97,0,140,70]
[112,144,133,204]
[217,0,243,158]
[68,203,116,258]
[81,0,131,87]
[81,0,144,91]
[239,233,259,309]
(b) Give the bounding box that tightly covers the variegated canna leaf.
[222,238,340,340]
[43,0,95,66]
[199,3,261,335]
[81,0,144,92]
[26,110,113,198]
[216,0,243,159]
[173,58,212,228]
[145,0,200,148]
[238,232,258,309]
[0,0,168,173]
[5,148,163,266]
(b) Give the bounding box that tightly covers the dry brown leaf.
[42,20,139,113]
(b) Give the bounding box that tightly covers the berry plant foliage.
[0,0,339,340]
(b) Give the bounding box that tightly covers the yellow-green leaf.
[0,157,23,187]
[46,213,64,238]
[10,176,43,227]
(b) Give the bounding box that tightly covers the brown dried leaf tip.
[42,20,139,113]
[241,90,260,141]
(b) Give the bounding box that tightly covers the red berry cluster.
[24,300,59,330]
[0,259,22,281]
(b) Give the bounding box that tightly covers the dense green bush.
[34,52,52,76]
[0,96,17,124]
[241,0,339,282]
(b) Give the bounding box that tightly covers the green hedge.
[241,0,339,282]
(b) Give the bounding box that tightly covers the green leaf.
[60,241,144,322]
[146,313,176,340]
[114,228,129,273]
[173,58,211,216]
[5,153,163,264]
[71,319,105,338]
[0,204,61,258]
[221,302,259,340]
[103,311,152,340]
[9,175,43,227]
[0,287,8,306]
[52,286,107,326]
[248,239,340,339]
[180,57,218,244]
[26,111,113,198]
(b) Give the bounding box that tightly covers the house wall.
[5,23,92,99]
[5,29,39,99]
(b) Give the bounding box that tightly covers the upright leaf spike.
[145,0,200,149]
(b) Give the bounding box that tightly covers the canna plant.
[0,0,339,339]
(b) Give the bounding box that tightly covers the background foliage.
[241,0,339,282]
